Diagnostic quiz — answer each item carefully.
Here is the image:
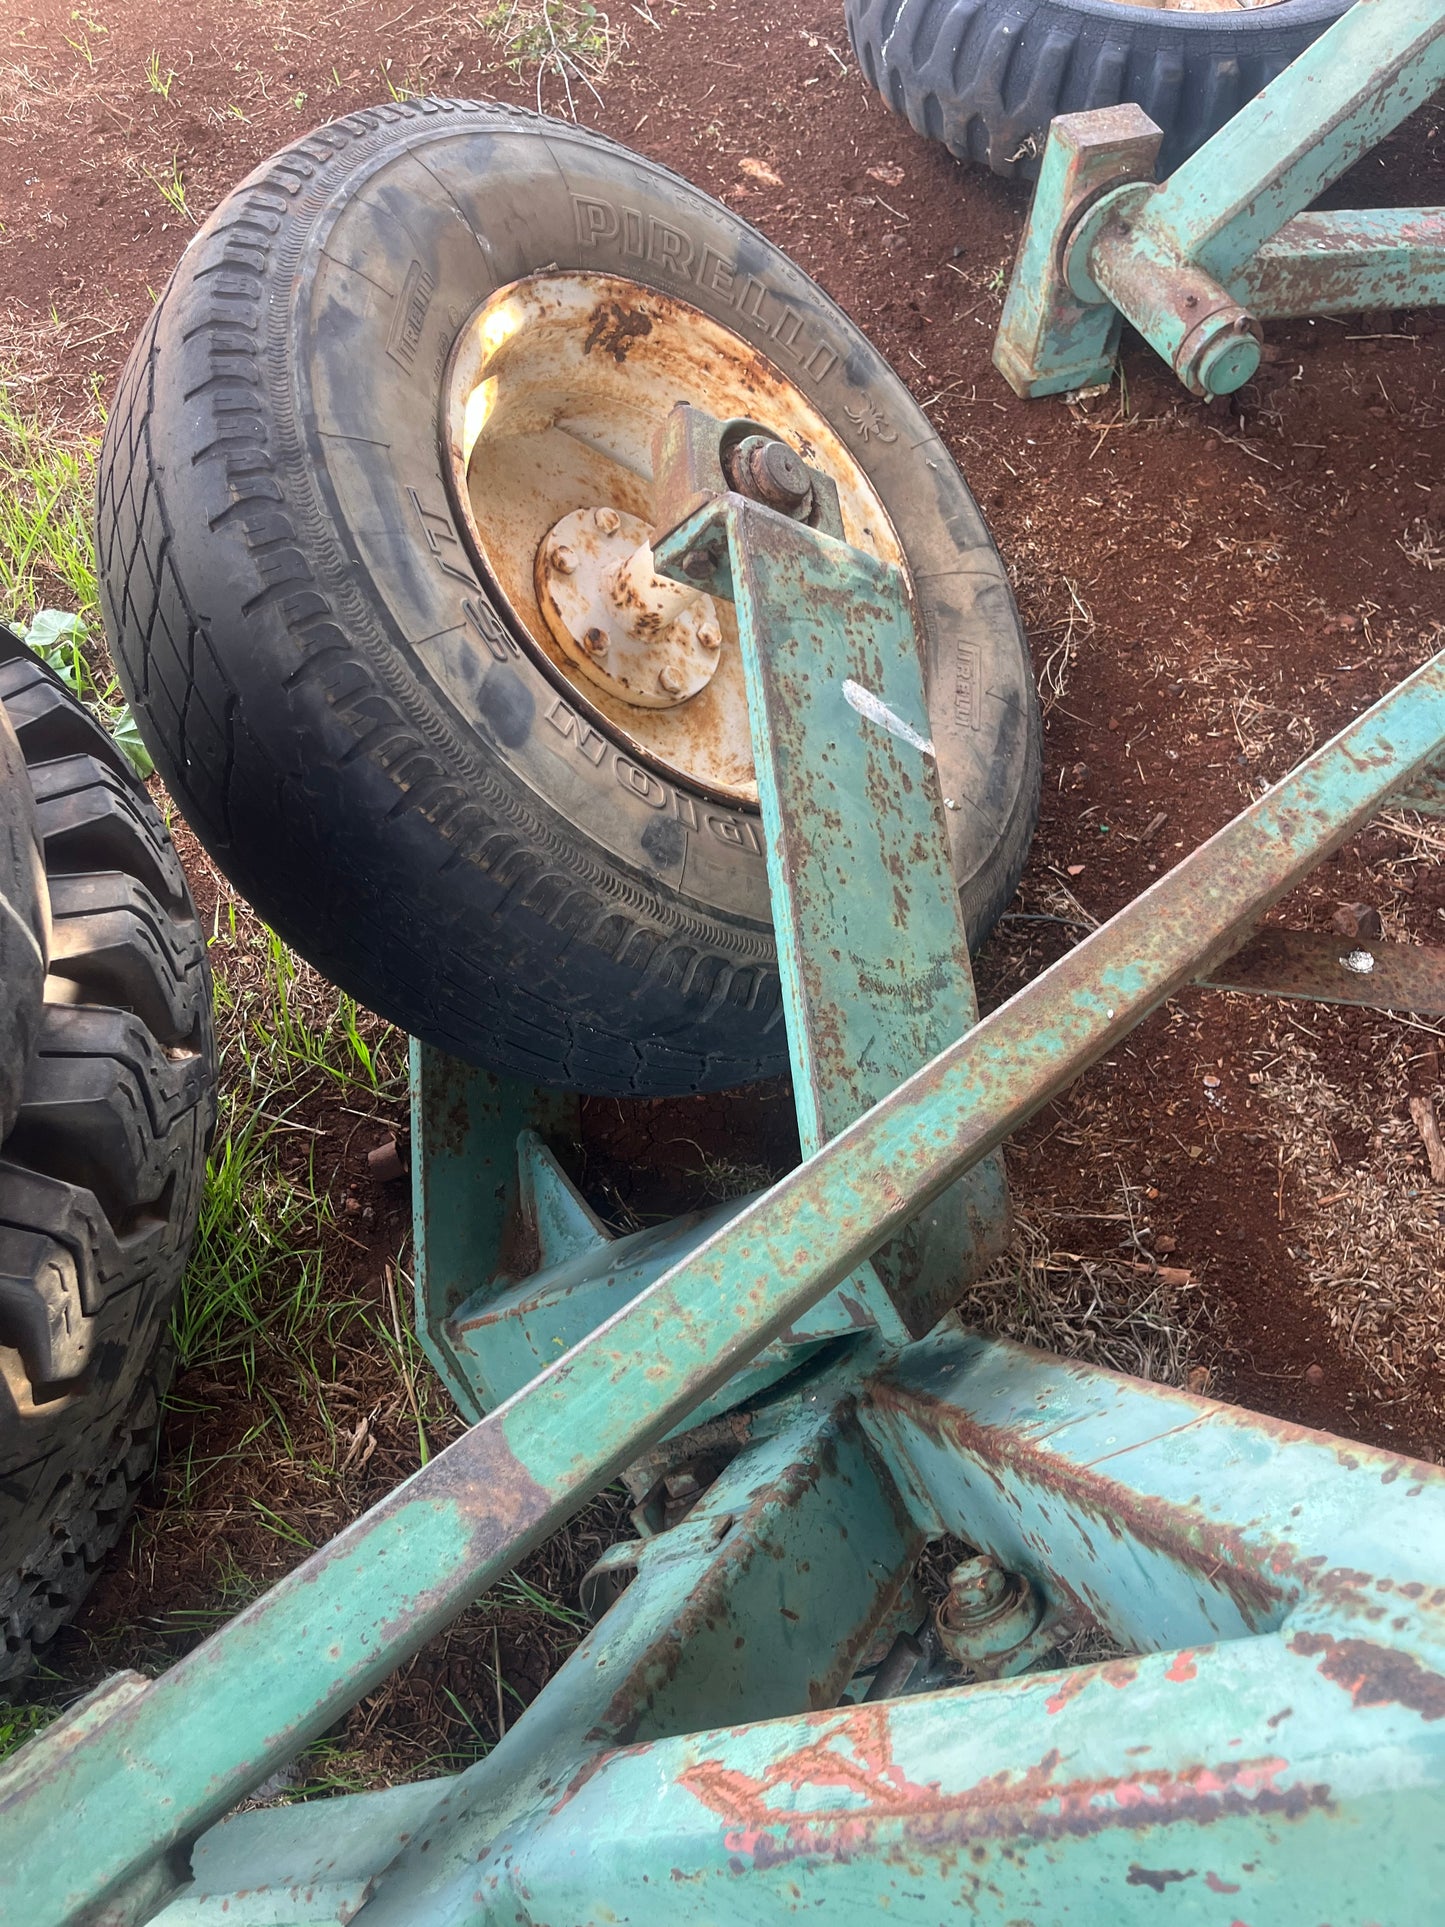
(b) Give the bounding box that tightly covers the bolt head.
[757,440,809,502]
[946,1555,1010,1616]
[698,624,722,652]
[552,543,579,575]
[657,664,685,696]
[594,507,621,535]
[682,548,716,581]
[583,626,609,657]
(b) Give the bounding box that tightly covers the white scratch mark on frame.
[842,679,935,759]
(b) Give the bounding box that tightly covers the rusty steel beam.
[501,1635,1443,1922]
[1235,208,1445,318]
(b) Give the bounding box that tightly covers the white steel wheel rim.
[444,271,907,803]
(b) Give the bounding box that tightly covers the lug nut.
[594,507,621,535]
[583,626,609,657]
[657,664,685,696]
[551,543,579,575]
[698,624,722,652]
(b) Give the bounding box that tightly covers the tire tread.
[0,648,213,1681]
[847,0,1346,177]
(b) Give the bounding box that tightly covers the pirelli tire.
[96,99,1040,1099]
[0,632,215,1681]
[845,0,1349,179]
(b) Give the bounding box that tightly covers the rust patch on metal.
[419,1053,479,1160]
[1289,1631,1445,1721]
[677,1701,1329,1864]
[583,300,654,363]
[371,1427,557,1652]
[1126,1863,1194,1890]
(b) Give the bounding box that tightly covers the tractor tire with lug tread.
[846,0,1349,179]
[0,695,46,1144]
[0,631,215,1681]
[96,99,1041,1098]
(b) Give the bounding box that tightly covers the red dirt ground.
[3,0,1444,1762]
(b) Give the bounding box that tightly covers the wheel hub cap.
[535,506,723,710]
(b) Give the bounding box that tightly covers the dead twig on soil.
[1409,1095,1445,1185]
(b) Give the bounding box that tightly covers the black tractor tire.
[846,0,1349,179]
[0,699,46,1144]
[0,632,215,1681]
[96,99,1040,1099]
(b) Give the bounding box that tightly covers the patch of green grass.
[0,386,151,772]
[145,49,176,98]
[0,384,100,626]
[175,910,407,1393]
[152,151,193,223]
[0,1699,57,1760]
[175,1096,331,1389]
[483,0,616,115]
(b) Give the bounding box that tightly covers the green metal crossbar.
[4,406,1445,1926]
[995,0,1445,399]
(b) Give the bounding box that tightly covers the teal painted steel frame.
[995,0,1445,398]
[7,487,1445,1924]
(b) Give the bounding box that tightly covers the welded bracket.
[995,0,1445,398]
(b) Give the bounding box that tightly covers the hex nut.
[657,664,685,696]
[594,507,621,535]
[551,543,579,575]
[698,624,722,652]
[583,626,609,657]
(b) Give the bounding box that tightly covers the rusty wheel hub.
[535,506,723,710]
[443,271,904,802]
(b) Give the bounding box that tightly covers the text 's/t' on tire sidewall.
[845,0,1349,177]
[98,101,1040,1097]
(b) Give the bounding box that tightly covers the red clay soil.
[4,0,1444,1484]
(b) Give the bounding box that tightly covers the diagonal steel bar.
[6,649,1445,1926]
[1142,0,1445,283]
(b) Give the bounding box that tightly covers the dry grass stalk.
[1257,1033,1445,1392]
[954,1209,1206,1389]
